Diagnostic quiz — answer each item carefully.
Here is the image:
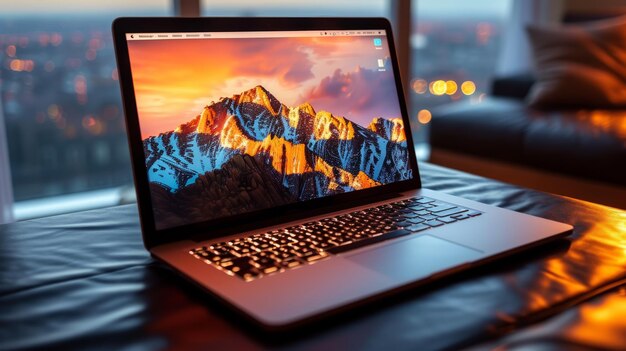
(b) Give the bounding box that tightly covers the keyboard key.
[193,249,222,263]
[224,257,257,274]
[268,249,295,261]
[281,257,303,268]
[425,219,444,227]
[452,213,470,220]
[297,250,316,260]
[328,238,353,246]
[429,204,456,212]
[220,260,234,268]
[306,252,328,262]
[466,210,482,217]
[231,249,247,257]
[407,223,430,232]
[228,262,262,281]
[249,254,279,271]
[418,214,438,221]
[262,266,279,274]
[349,233,367,240]
[416,197,435,204]
[435,207,467,217]
[437,216,457,224]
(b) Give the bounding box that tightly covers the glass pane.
[202,0,389,17]
[409,0,512,143]
[1,1,171,202]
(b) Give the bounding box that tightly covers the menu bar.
[126,30,386,41]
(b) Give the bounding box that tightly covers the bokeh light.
[430,80,447,96]
[412,79,427,94]
[6,45,16,57]
[461,81,476,95]
[445,80,458,95]
[417,109,432,124]
[9,59,34,72]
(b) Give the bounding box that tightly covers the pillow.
[526,16,626,109]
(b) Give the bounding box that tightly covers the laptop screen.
[126,29,413,230]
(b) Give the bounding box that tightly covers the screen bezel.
[112,17,422,249]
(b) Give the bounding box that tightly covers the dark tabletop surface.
[1,163,625,351]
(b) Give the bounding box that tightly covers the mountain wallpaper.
[128,35,412,229]
[144,86,411,228]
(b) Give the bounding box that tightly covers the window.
[1,0,516,221]
[409,0,512,143]
[1,1,171,219]
[201,0,389,17]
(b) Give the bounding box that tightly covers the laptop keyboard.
[190,196,482,282]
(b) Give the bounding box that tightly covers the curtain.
[0,101,14,224]
[496,0,564,76]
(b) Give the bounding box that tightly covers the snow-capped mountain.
[143,85,412,228]
[367,117,407,143]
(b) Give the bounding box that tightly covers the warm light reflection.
[417,109,432,124]
[5,45,16,57]
[565,293,626,349]
[445,80,458,95]
[82,115,104,135]
[519,203,626,319]
[85,49,97,61]
[50,33,63,46]
[412,79,427,94]
[47,104,61,120]
[9,59,34,72]
[430,80,446,96]
[476,22,493,45]
[461,81,476,95]
[74,75,87,104]
[577,111,626,140]
[38,33,50,47]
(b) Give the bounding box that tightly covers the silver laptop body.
[113,17,572,329]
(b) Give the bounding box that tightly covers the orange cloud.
[127,35,388,138]
[304,64,401,126]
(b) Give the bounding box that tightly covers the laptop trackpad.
[346,235,483,281]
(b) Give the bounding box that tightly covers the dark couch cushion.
[430,98,626,186]
[430,99,533,163]
[491,73,535,100]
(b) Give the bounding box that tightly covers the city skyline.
[1,1,510,18]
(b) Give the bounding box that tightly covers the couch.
[429,73,626,209]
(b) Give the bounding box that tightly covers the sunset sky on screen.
[127,35,401,139]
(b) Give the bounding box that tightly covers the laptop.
[112,17,572,330]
